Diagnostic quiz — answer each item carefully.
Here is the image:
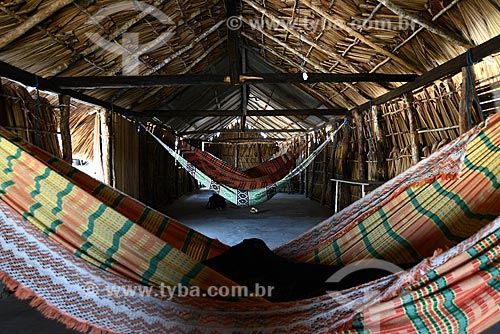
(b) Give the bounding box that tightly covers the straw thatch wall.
[304,55,500,211]
[0,80,195,209]
[0,79,61,157]
[206,131,278,170]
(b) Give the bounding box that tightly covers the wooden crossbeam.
[54,73,417,89]
[0,60,140,118]
[145,108,347,117]
[180,128,308,135]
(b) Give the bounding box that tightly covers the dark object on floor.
[206,193,227,210]
[204,238,414,302]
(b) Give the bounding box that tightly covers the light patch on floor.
[161,190,333,248]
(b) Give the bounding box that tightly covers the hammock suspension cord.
[465,49,485,128]
[34,76,40,147]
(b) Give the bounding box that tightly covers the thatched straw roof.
[0,0,499,140]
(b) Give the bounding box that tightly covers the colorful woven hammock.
[145,123,343,206]
[0,113,499,333]
[161,131,298,189]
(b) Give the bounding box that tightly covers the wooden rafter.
[376,0,472,48]
[131,36,227,108]
[0,0,74,49]
[242,41,350,109]
[241,25,358,108]
[242,0,358,73]
[0,5,106,73]
[370,0,462,74]
[241,2,390,99]
[301,0,423,74]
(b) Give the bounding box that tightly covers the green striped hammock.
[142,122,345,207]
[0,113,498,333]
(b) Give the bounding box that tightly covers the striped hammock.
[0,113,499,333]
[144,123,344,206]
[161,130,298,189]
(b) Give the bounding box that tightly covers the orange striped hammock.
[161,130,298,189]
[0,113,499,333]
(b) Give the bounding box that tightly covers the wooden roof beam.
[54,72,417,89]
[376,0,473,48]
[180,128,308,135]
[356,34,500,112]
[0,60,141,119]
[144,108,348,117]
[0,0,74,50]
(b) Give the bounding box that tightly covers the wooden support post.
[234,134,240,168]
[404,93,421,165]
[353,109,366,180]
[58,95,72,163]
[329,127,339,208]
[309,136,317,198]
[99,110,112,185]
[337,119,352,209]
[0,81,8,126]
[304,135,310,198]
[320,133,330,206]
[459,65,476,134]
[371,105,388,181]
[138,127,147,203]
[241,48,248,130]
[257,143,263,163]
[93,113,103,178]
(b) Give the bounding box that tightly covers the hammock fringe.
[0,271,113,334]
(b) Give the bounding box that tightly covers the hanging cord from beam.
[34,76,40,146]
[296,0,308,79]
[465,49,485,128]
